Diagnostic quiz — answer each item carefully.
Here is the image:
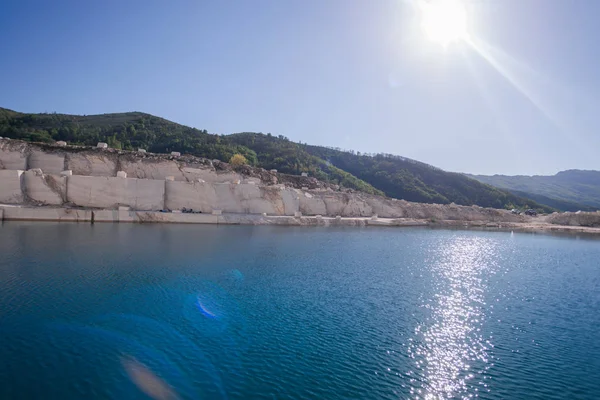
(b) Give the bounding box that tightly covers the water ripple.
[408,236,502,399]
[1,225,600,399]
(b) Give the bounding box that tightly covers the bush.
[229,153,248,166]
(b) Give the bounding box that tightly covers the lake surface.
[0,223,599,399]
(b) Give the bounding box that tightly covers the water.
[0,223,599,399]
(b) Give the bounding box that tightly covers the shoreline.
[2,205,599,236]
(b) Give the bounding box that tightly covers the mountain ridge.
[469,170,600,210]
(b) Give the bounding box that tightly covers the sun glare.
[419,0,468,47]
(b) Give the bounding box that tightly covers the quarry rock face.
[0,139,533,223]
[28,149,65,175]
[0,140,28,170]
[66,175,165,211]
[66,152,117,176]
[22,171,66,205]
[0,169,24,203]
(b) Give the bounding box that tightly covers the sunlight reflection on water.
[410,236,500,399]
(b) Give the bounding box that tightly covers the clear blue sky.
[2,0,599,175]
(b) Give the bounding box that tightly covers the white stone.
[212,209,222,215]
[120,160,242,183]
[371,214,378,220]
[181,167,241,183]
[1,207,92,222]
[0,170,24,203]
[220,184,282,215]
[278,188,300,215]
[302,186,308,190]
[316,214,322,219]
[0,143,27,169]
[66,153,116,176]
[336,215,342,220]
[95,210,227,224]
[301,172,308,177]
[97,142,108,149]
[28,150,65,174]
[23,171,66,205]
[172,210,182,213]
[30,168,43,176]
[321,192,373,217]
[262,212,267,216]
[165,176,175,181]
[93,209,136,223]
[60,170,72,176]
[165,180,217,213]
[299,192,326,215]
[233,179,241,184]
[213,181,281,214]
[116,171,127,178]
[137,211,219,224]
[121,159,181,181]
[270,169,278,173]
[66,175,165,210]
[294,211,302,217]
[197,179,205,183]
[138,148,147,153]
[171,152,181,157]
[56,141,67,146]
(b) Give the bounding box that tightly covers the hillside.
[0,107,552,211]
[0,107,259,164]
[469,170,600,210]
[226,133,550,210]
[507,190,597,212]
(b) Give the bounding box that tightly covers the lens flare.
[121,356,180,400]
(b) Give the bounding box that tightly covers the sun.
[419,0,468,47]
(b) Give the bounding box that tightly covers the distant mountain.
[0,107,553,212]
[469,170,600,211]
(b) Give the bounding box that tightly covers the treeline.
[0,108,258,165]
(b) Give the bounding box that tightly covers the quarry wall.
[0,138,528,222]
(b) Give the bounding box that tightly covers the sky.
[1,0,599,175]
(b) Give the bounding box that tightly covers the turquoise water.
[0,223,599,399]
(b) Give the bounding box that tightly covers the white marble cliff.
[1,137,599,231]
